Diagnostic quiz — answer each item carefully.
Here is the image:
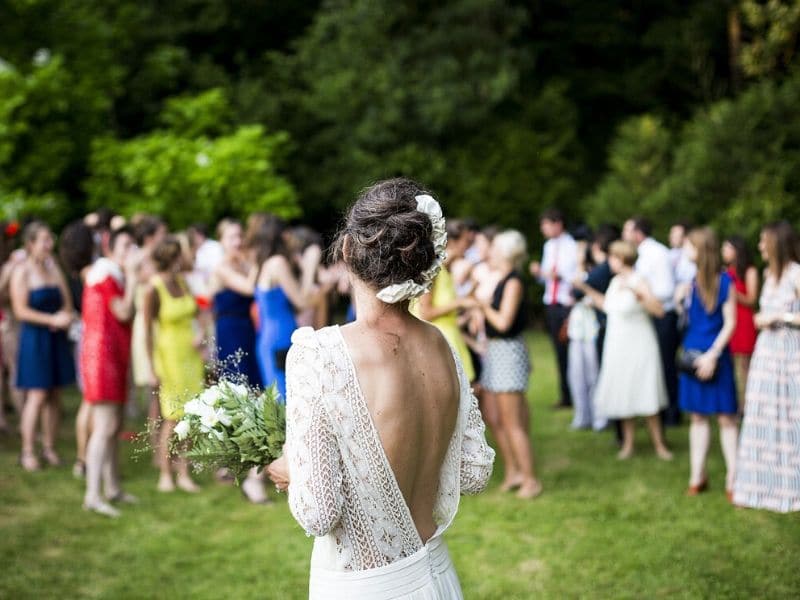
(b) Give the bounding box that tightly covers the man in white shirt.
[530,208,578,409]
[623,216,681,426]
[668,221,697,286]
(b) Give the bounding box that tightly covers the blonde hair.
[609,240,637,267]
[494,230,527,268]
[688,227,721,313]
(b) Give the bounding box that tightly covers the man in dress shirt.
[669,221,697,287]
[623,216,681,426]
[530,208,577,409]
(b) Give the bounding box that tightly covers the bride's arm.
[284,333,344,536]
[458,366,495,494]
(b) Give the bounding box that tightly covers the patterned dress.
[733,262,800,513]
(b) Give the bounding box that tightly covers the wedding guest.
[143,237,203,493]
[733,221,800,513]
[0,225,24,429]
[530,208,576,409]
[210,218,261,387]
[669,221,697,286]
[80,226,138,516]
[248,216,321,399]
[267,178,494,597]
[412,219,476,382]
[11,222,76,471]
[567,227,601,430]
[130,216,166,427]
[58,220,96,478]
[475,230,542,499]
[721,235,759,399]
[286,225,328,329]
[677,228,738,498]
[623,216,680,426]
[210,218,265,502]
[575,240,673,460]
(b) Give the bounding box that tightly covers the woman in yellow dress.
[143,237,205,493]
[412,219,475,381]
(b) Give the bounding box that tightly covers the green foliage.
[740,0,800,78]
[583,71,800,240]
[584,115,673,228]
[85,90,298,229]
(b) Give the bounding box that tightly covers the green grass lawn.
[1,331,798,599]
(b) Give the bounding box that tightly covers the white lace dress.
[285,326,495,599]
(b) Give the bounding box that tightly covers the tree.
[85,90,298,229]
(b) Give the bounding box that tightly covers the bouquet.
[173,379,286,482]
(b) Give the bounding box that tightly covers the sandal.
[107,491,139,505]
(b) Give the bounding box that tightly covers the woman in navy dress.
[11,222,76,471]
[677,227,738,499]
[209,219,261,388]
[247,216,324,400]
[209,218,268,503]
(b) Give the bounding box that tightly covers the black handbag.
[676,348,718,380]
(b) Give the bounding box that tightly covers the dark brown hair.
[332,178,436,292]
[724,234,753,281]
[246,214,290,268]
[763,221,800,280]
[152,236,182,272]
[59,220,95,275]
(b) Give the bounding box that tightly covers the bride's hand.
[266,455,290,492]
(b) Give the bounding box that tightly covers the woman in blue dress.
[209,219,261,388]
[11,222,76,471]
[677,227,738,499]
[247,216,325,400]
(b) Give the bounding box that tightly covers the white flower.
[200,407,232,431]
[375,194,447,304]
[183,398,207,417]
[174,420,191,441]
[219,380,248,398]
[198,387,220,407]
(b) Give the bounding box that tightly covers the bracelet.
[784,312,795,325]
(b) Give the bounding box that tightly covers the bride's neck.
[350,278,413,329]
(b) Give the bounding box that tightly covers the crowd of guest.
[0,204,798,515]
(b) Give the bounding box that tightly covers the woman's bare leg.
[481,389,519,490]
[41,389,62,465]
[646,414,673,460]
[496,392,541,498]
[75,400,92,472]
[84,403,121,516]
[617,419,635,459]
[157,419,176,491]
[20,389,46,470]
[688,413,710,486]
[718,414,739,491]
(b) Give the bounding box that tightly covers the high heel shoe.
[686,477,709,496]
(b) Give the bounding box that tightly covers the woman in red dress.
[722,236,759,404]
[80,226,138,517]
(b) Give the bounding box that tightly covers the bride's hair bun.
[333,178,436,290]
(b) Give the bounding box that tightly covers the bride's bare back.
[340,317,460,543]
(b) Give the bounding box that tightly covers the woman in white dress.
[573,240,672,460]
[267,178,495,599]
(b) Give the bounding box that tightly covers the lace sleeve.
[285,329,344,537]
[455,355,495,495]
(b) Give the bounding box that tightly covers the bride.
[267,178,495,599]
